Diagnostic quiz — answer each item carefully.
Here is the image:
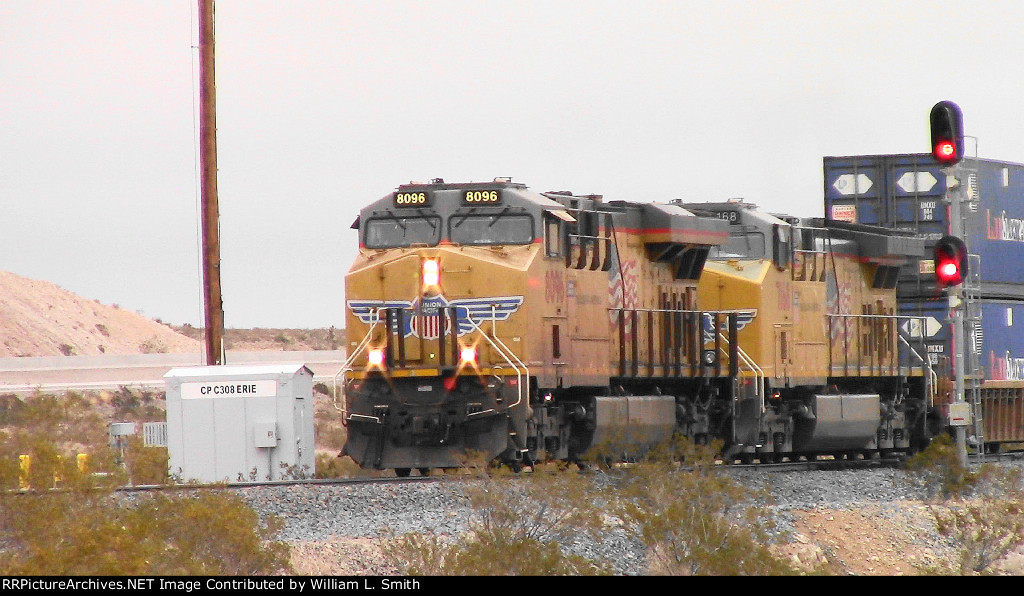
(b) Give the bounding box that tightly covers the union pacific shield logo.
[347,295,524,339]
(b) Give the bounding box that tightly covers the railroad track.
[110,453,907,494]
[73,447,1023,495]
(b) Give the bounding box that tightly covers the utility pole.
[198,0,225,365]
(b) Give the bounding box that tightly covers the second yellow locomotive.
[679,201,934,461]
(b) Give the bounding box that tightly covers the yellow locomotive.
[679,201,933,462]
[341,180,933,474]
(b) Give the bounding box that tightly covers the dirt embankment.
[0,270,200,358]
[0,270,344,358]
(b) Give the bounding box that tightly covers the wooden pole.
[198,0,224,365]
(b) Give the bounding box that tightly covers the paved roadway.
[0,350,348,395]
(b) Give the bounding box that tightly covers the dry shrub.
[611,438,803,576]
[905,435,1024,574]
[383,470,613,575]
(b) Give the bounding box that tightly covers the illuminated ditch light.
[368,348,386,367]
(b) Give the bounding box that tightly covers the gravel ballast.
[236,461,1023,575]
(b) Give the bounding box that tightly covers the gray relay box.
[164,363,315,483]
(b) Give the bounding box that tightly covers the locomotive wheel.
[395,468,411,478]
[418,468,431,477]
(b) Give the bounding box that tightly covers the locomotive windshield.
[364,216,442,248]
[449,213,534,245]
[707,230,766,259]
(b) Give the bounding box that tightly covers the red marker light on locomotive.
[422,259,440,287]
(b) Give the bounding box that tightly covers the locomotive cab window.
[364,216,442,248]
[449,213,534,246]
[544,217,562,257]
[772,224,791,269]
[708,230,766,260]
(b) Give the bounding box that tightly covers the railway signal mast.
[930,100,969,465]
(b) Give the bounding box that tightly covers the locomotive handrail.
[715,330,765,412]
[461,306,530,412]
[898,333,938,408]
[825,312,937,405]
[608,306,758,379]
[894,315,939,408]
[332,308,387,421]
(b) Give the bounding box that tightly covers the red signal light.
[934,140,957,163]
[936,259,961,286]
[933,236,967,287]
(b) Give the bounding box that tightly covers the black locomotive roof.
[813,218,926,259]
[358,180,729,248]
[360,178,571,222]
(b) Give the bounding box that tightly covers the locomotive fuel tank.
[791,393,881,452]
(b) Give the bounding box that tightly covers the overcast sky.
[3,1,1023,329]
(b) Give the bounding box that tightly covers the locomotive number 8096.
[463,190,501,204]
[394,191,429,207]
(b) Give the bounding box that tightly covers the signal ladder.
[958,159,985,457]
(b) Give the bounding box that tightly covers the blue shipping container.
[899,298,1024,382]
[824,154,1024,300]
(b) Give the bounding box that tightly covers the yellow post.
[77,453,89,475]
[18,455,30,490]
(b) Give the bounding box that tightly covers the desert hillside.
[0,270,200,357]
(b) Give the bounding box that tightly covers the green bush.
[0,392,291,575]
[931,494,1024,574]
[123,436,168,486]
[314,453,366,479]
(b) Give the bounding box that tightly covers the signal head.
[933,235,967,287]
[930,101,964,165]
